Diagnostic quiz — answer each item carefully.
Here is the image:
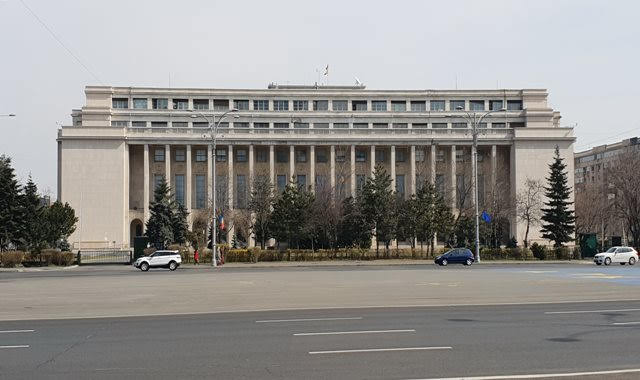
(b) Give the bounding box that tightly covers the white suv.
[593,246,638,266]
[134,250,181,271]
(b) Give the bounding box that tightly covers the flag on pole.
[481,210,492,223]
[219,214,225,230]
[323,64,329,76]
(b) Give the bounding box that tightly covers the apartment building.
[57,84,575,249]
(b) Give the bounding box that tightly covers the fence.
[77,250,132,265]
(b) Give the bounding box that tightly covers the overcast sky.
[1,0,638,197]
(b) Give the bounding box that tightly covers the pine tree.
[0,155,21,251]
[19,176,47,253]
[171,202,189,245]
[359,165,395,256]
[43,201,78,249]
[268,181,313,248]
[248,175,274,249]
[540,147,576,247]
[146,179,175,249]
[337,196,371,249]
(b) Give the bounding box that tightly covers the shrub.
[506,237,518,248]
[554,246,571,260]
[572,246,582,260]
[0,251,25,268]
[530,242,547,260]
[39,249,57,266]
[51,251,75,266]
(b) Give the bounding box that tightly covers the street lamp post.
[456,106,506,263]
[0,114,16,117]
[191,108,238,267]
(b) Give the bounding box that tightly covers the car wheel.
[169,261,178,271]
[140,262,150,271]
[604,257,611,266]
[596,262,602,266]
[630,257,637,265]
[442,259,448,266]
[465,258,472,266]
[621,262,626,265]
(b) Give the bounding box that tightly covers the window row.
[122,120,522,128]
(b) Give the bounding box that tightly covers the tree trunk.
[524,221,530,248]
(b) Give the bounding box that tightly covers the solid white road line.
[294,329,415,336]
[612,321,640,325]
[0,345,29,349]
[407,367,640,379]
[256,317,363,323]
[309,346,451,355]
[0,330,35,334]
[545,308,640,315]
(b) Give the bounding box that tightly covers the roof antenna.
[355,77,362,86]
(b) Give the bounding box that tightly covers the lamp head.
[456,106,463,110]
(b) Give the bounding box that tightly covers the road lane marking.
[407,367,640,379]
[545,308,640,315]
[0,345,29,349]
[309,346,451,354]
[256,317,363,323]
[0,330,34,334]
[523,270,558,273]
[612,321,640,325]
[294,329,415,336]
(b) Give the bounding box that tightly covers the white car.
[134,250,181,271]
[593,247,638,266]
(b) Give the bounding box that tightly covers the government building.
[57,84,575,249]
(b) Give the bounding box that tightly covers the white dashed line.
[0,330,35,334]
[407,367,640,379]
[256,317,363,323]
[0,345,29,349]
[545,308,640,315]
[309,346,452,355]
[294,329,415,336]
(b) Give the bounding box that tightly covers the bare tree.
[516,178,544,248]
[575,182,615,241]
[248,171,274,249]
[609,152,640,246]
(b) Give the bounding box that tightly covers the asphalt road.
[2,301,640,379]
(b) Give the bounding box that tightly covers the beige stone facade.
[57,85,575,249]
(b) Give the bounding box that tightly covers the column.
[410,145,416,195]
[350,145,356,197]
[370,145,376,177]
[207,145,213,210]
[330,145,336,193]
[269,145,275,185]
[186,145,192,215]
[248,145,255,190]
[143,144,150,224]
[491,145,497,188]
[450,145,457,210]
[165,144,171,184]
[430,145,436,184]
[309,145,315,193]
[289,145,295,182]
[390,145,396,191]
[228,145,234,210]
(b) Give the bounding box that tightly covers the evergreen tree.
[146,179,175,249]
[337,196,371,249]
[248,175,275,249]
[415,182,454,254]
[0,155,21,251]
[19,176,47,253]
[43,201,78,249]
[540,147,576,247]
[359,165,395,256]
[268,181,314,248]
[171,202,189,245]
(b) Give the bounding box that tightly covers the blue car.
[434,248,475,266]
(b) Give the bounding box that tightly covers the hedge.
[0,251,25,268]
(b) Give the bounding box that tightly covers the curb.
[0,264,79,273]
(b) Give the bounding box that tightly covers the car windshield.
[606,247,617,253]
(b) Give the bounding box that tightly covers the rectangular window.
[216,148,227,162]
[234,99,249,110]
[470,100,485,111]
[416,175,425,191]
[435,174,445,195]
[196,149,207,162]
[277,175,287,193]
[274,100,289,111]
[456,175,465,208]
[293,100,308,111]
[375,149,385,163]
[510,122,525,128]
[296,148,307,163]
[234,122,249,129]
[416,149,425,162]
[256,148,268,162]
[396,175,405,197]
[353,123,368,129]
[356,175,366,191]
[254,100,269,111]
[296,175,306,190]
[356,149,366,162]
[152,98,168,109]
[412,123,427,129]
[216,176,227,204]
[336,149,347,162]
[332,100,348,111]
[492,122,506,128]
[489,100,503,111]
[236,175,247,209]
[195,175,206,209]
[452,122,467,128]
[111,120,128,127]
[151,122,168,128]
[294,122,309,129]
[213,99,229,111]
[314,123,329,129]
[254,122,269,129]
[313,100,328,111]
[430,100,445,111]
[154,148,165,162]
[316,148,328,163]
[193,99,209,110]
[133,98,148,109]
[391,101,406,112]
[372,100,387,111]
[352,100,367,111]
[333,123,348,129]
[192,122,207,129]
[436,150,444,163]
[154,174,164,189]
[456,148,464,162]
[316,175,327,188]
[396,149,406,162]
[276,148,288,163]
[132,121,147,128]
[172,122,187,128]
[112,98,128,109]
[175,149,185,162]
[450,100,465,111]
[175,175,185,205]
[236,149,247,162]
[392,123,408,129]
[173,99,188,110]
[373,123,388,129]
[507,100,523,110]
[411,101,426,112]
[274,122,289,129]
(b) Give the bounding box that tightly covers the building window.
[175,149,185,162]
[456,149,464,162]
[151,122,168,128]
[333,123,348,129]
[416,174,425,191]
[313,100,328,111]
[195,175,206,209]
[456,175,465,208]
[416,149,425,162]
[411,101,426,112]
[314,123,329,129]
[132,121,146,128]
[154,148,165,162]
[236,149,247,162]
[254,100,269,111]
[392,123,408,129]
[173,99,188,110]
[234,99,249,110]
[510,122,525,128]
[332,100,348,111]
[435,174,445,195]
[111,121,128,127]
[254,122,269,129]
[213,99,229,111]
[391,101,406,112]
[274,122,289,129]
[175,175,185,205]
[234,122,249,129]
[276,148,288,163]
[316,148,328,163]
[196,149,207,162]
[413,123,427,129]
[356,149,366,162]
[133,98,148,109]
[274,100,289,111]
[375,149,386,163]
[256,148,268,162]
[396,175,405,197]
[193,99,209,110]
[436,150,444,163]
[216,148,227,162]
[172,122,187,128]
[489,100,503,111]
[112,98,128,109]
[152,98,168,109]
[353,123,368,129]
[296,148,307,163]
[507,100,523,110]
[316,175,327,188]
[373,123,388,129]
[430,100,445,111]
[215,176,227,203]
[296,175,306,190]
[450,100,465,110]
[236,175,246,209]
[356,175,366,191]
[336,149,347,162]
[154,174,165,189]
[492,122,506,128]
[452,122,467,128]
[352,100,367,111]
[470,100,485,111]
[478,174,485,206]
[372,100,387,111]
[293,100,308,111]
[396,149,406,162]
[294,122,309,129]
[277,175,287,193]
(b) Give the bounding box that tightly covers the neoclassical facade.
[57,84,575,249]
